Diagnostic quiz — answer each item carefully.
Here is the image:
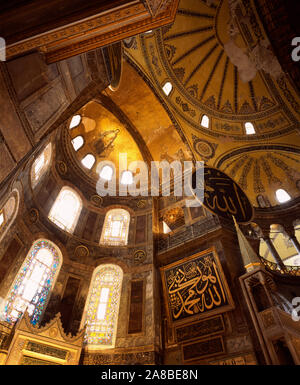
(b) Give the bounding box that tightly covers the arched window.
[0,189,20,242]
[48,187,82,233]
[120,170,133,185]
[81,264,123,349]
[276,189,291,203]
[200,115,209,128]
[81,154,96,170]
[162,81,173,96]
[69,114,81,129]
[71,135,84,151]
[245,122,256,135]
[31,143,52,189]
[100,209,130,246]
[99,165,113,181]
[3,239,62,325]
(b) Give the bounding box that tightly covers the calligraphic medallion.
[160,248,234,325]
[192,166,254,223]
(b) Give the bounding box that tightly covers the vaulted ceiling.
[122,0,300,207]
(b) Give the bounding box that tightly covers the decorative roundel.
[137,199,147,209]
[75,245,90,259]
[90,195,103,208]
[193,138,215,160]
[29,208,39,224]
[49,327,58,338]
[133,249,146,264]
[56,161,67,176]
[191,166,254,224]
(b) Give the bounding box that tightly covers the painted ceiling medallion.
[90,195,103,208]
[133,249,147,264]
[75,245,90,259]
[56,161,67,176]
[192,135,217,160]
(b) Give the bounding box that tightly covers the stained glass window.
[48,187,82,233]
[31,143,52,188]
[3,239,61,325]
[100,209,130,246]
[82,264,123,348]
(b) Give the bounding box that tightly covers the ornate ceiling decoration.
[4,0,179,63]
[217,148,300,207]
[124,0,300,207]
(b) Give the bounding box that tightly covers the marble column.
[284,227,300,256]
[262,234,286,270]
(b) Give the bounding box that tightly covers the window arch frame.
[100,208,130,246]
[81,264,123,350]
[200,114,210,128]
[71,135,85,152]
[81,153,96,170]
[244,122,256,135]
[2,238,62,325]
[275,188,291,204]
[48,186,82,233]
[69,114,82,129]
[31,142,52,189]
[0,188,20,243]
[162,81,173,96]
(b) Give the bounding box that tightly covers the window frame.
[48,186,82,233]
[3,239,62,325]
[100,208,130,246]
[31,142,52,189]
[81,264,123,350]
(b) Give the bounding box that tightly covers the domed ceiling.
[124,0,300,207]
[67,61,193,184]
[69,101,144,178]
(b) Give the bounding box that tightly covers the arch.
[245,122,256,135]
[2,239,62,325]
[100,208,130,246]
[31,142,52,189]
[275,188,291,203]
[81,264,123,349]
[69,114,81,129]
[71,135,84,151]
[162,81,173,96]
[48,186,82,233]
[0,188,20,243]
[200,114,210,128]
[81,154,96,169]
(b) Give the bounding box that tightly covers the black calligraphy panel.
[192,167,253,223]
[162,250,233,324]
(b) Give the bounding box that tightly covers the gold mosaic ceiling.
[69,62,192,181]
[123,0,300,207]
